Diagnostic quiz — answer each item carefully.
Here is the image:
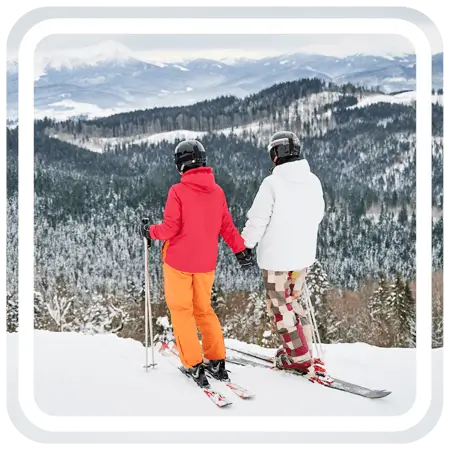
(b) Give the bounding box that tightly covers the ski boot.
[274,348,333,385]
[202,359,230,381]
[273,347,312,373]
[184,362,210,388]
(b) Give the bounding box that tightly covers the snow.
[217,121,274,138]
[156,316,171,329]
[52,129,209,152]
[279,60,290,65]
[37,40,135,76]
[174,65,189,71]
[35,99,130,122]
[384,77,408,83]
[219,58,236,65]
[349,91,443,109]
[7,330,432,416]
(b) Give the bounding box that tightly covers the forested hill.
[6,76,443,347]
[39,77,443,212]
[42,78,367,137]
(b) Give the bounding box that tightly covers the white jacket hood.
[242,159,324,271]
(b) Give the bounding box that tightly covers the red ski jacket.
[149,167,246,273]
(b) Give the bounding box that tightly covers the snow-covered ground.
[6,330,434,417]
[350,91,443,109]
[34,99,131,122]
[49,129,210,153]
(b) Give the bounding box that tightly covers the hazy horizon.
[7,32,444,64]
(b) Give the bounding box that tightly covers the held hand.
[235,248,254,268]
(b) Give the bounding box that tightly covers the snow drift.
[7,331,438,417]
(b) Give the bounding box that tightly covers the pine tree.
[34,291,49,330]
[305,261,332,341]
[398,203,408,226]
[384,273,416,347]
[400,280,416,348]
[244,291,269,345]
[369,272,389,319]
[368,272,391,346]
[6,294,18,332]
[126,279,144,304]
[210,284,220,309]
[209,284,227,321]
[386,273,405,346]
[432,298,443,348]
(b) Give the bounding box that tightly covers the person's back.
[138,139,252,389]
[241,131,325,375]
[162,166,243,273]
[248,158,324,271]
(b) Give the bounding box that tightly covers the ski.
[159,341,254,399]
[157,342,232,407]
[203,369,255,399]
[276,367,391,399]
[225,347,392,399]
[227,355,272,369]
[178,366,233,407]
[226,346,275,366]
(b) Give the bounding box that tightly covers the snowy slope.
[47,88,433,153]
[350,91,443,109]
[7,330,432,416]
[49,129,210,153]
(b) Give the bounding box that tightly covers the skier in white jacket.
[242,131,325,374]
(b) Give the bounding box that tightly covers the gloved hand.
[138,219,152,247]
[235,248,254,268]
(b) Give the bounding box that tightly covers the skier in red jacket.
[138,139,253,387]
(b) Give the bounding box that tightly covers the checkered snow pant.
[262,269,313,364]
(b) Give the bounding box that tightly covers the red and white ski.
[206,374,254,399]
[158,342,232,408]
[159,341,254,400]
[178,366,233,407]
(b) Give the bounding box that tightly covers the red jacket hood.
[180,167,216,193]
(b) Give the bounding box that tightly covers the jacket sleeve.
[241,178,274,249]
[220,191,246,254]
[149,186,181,241]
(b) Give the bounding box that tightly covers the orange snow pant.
[163,262,226,368]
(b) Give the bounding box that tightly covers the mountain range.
[6,40,444,121]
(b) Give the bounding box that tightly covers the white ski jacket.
[241,159,325,271]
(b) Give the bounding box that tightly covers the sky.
[32,34,418,62]
[2,0,448,61]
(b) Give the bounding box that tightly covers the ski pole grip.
[141,217,150,225]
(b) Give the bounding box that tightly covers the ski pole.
[303,281,324,360]
[142,218,157,370]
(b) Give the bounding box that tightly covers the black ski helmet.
[267,131,301,164]
[174,139,207,173]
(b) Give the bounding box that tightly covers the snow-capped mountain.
[6,40,443,120]
[39,40,135,72]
